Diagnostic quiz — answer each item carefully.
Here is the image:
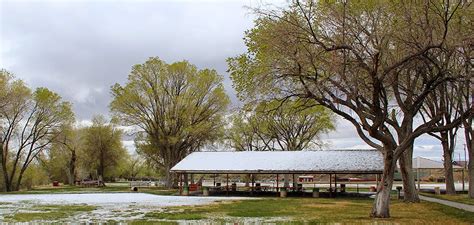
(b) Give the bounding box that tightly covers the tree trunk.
[441,132,456,195]
[15,167,28,191]
[1,144,12,192]
[1,163,12,192]
[68,151,77,185]
[465,121,473,198]
[468,147,473,198]
[164,164,173,188]
[371,153,396,218]
[399,144,420,202]
[3,173,12,192]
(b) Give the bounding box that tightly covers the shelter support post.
[417,168,420,190]
[184,173,188,188]
[292,174,295,192]
[276,174,279,195]
[214,174,216,187]
[251,174,254,195]
[179,173,183,195]
[334,174,337,197]
[226,174,229,196]
[329,174,332,198]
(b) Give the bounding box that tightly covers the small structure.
[411,157,464,190]
[298,175,314,183]
[171,150,384,196]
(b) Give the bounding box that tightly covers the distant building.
[298,175,314,183]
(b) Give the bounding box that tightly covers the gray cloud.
[323,119,469,161]
[1,0,255,119]
[1,0,468,161]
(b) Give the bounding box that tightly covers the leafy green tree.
[228,100,334,188]
[82,115,128,183]
[110,57,230,187]
[0,70,74,191]
[228,0,471,217]
[226,110,272,151]
[43,125,84,185]
[227,100,334,151]
[118,154,147,180]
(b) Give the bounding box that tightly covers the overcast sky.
[0,0,469,161]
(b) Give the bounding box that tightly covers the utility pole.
[463,144,467,192]
[460,152,464,192]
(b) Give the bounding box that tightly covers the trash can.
[183,186,189,196]
[312,188,320,198]
[434,187,441,195]
[52,181,59,187]
[396,186,403,199]
[280,188,287,198]
[231,183,237,192]
[202,187,209,196]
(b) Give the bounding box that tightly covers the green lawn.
[3,197,473,224]
[143,197,474,224]
[3,186,473,224]
[420,192,474,205]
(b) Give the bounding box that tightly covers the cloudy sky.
[0,0,469,161]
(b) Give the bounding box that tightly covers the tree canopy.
[0,69,74,191]
[82,115,128,182]
[227,99,334,151]
[110,57,230,187]
[228,0,472,217]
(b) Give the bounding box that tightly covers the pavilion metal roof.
[171,150,384,174]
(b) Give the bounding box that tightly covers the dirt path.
[419,195,474,212]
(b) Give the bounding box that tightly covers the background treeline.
[1,57,335,191]
[0,71,159,191]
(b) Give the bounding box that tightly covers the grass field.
[3,197,473,224]
[141,197,474,224]
[2,185,474,224]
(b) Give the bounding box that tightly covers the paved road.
[419,195,474,212]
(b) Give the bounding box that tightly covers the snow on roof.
[171,150,383,174]
[413,157,463,169]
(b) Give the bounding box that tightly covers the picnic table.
[79,180,104,187]
[130,181,155,187]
